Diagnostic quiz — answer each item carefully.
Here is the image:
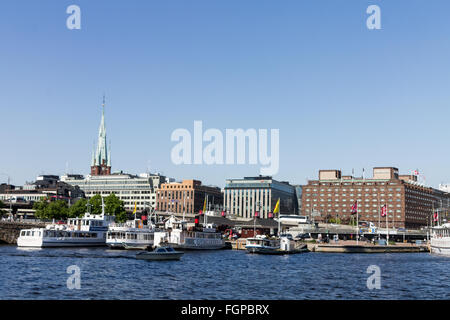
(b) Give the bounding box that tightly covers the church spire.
[91,96,111,176]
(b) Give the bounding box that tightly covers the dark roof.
[234,218,279,229]
[197,215,236,227]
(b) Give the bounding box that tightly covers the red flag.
[221,211,226,217]
[381,204,387,217]
[433,212,438,222]
[351,201,357,215]
[255,211,259,218]
[268,212,273,219]
[141,215,147,221]
[199,210,203,215]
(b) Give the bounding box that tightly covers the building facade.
[61,172,166,213]
[223,176,298,219]
[0,175,85,203]
[301,167,450,229]
[156,180,223,214]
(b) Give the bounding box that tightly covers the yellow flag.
[133,202,137,214]
[273,198,280,214]
[202,197,207,212]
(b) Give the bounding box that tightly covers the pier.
[306,240,429,253]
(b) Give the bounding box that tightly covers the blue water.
[0,245,449,300]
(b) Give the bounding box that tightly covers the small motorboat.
[136,246,184,261]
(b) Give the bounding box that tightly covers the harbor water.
[0,245,449,300]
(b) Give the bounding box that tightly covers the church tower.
[91,96,111,176]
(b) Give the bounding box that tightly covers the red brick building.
[301,167,450,229]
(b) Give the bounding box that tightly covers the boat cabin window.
[156,248,166,253]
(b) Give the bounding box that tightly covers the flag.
[351,201,357,215]
[433,212,438,222]
[414,169,419,175]
[273,199,280,214]
[254,211,259,218]
[132,202,137,214]
[381,204,387,217]
[268,212,273,219]
[221,211,226,217]
[202,197,207,213]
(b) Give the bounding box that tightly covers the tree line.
[33,194,127,222]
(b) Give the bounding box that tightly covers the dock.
[307,240,429,253]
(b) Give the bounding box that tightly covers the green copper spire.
[94,96,109,166]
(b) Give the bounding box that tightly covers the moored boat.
[106,218,156,250]
[245,234,308,254]
[430,223,450,256]
[153,215,225,250]
[17,206,114,248]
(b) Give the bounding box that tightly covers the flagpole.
[378,193,381,241]
[386,203,389,245]
[356,199,359,245]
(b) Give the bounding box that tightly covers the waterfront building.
[61,172,166,213]
[223,176,298,219]
[0,175,84,203]
[301,167,450,229]
[156,180,223,214]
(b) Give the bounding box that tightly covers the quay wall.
[0,221,47,244]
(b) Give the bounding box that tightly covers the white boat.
[106,219,156,250]
[136,246,184,261]
[153,215,225,250]
[17,210,115,248]
[245,235,280,254]
[246,234,308,254]
[430,223,450,255]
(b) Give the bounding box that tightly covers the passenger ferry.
[153,215,225,250]
[17,203,115,248]
[106,219,156,250]
[430,223,450,256]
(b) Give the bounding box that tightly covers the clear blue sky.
[1,0,450,188]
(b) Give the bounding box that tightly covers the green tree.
[68,198,88,218]
[88,194,103,215]
[105,193,127,223]
[45,200,69,220]
[33,198,49,219]
[0,200,6,217]
[33,199,69,220]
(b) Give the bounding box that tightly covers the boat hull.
[136,252,183,261]
[17,238,106,248]
[430,238,450,256]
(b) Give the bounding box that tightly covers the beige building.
[156,180,223,214]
